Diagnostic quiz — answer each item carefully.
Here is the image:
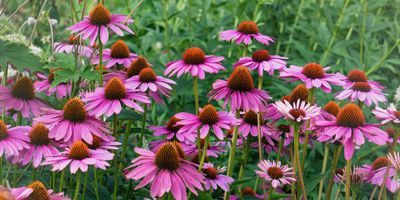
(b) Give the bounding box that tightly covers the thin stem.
[238,138,250,191]
[98,40,104,86]
[121,120,132,159]
[369,186,377,200]
[73,171,81,200]
[345,159,351,200]
[0,0,30,31]
[326,146,342,200]
[59,170,65,192]
[94,168,100,200]
[80,172,88,200]
[257,75,264,163]
[360,0,367,71]
[0,157,2,183]
[193,77,202,157]
[1,64,8,121]
[290,145,297,200]
[284,0,305,56]
[317,144,329,200]
[112,114,119,200]
[267,184,274,200]
[293,123,307,200]
[163,0,170,60]
[366,40,400,75]
[28,0,48,45]
[47,18,55,61]
[123,0,145,24]
[198,134,209,171]
[224,110,240,200]
[139,103,148,147]
[301,88,314,171]
[276,138,283,162]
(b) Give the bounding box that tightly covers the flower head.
[220,21,274,45]
[372,103,400,124]
[68,3,134,45]
[104,56,151,83]
[273,99,320,123]
[34,71,72,99]
[54,35,94,57]
[149,116,196,143]
[93,40,137,68]
[202,163,234,191]
[0,120,30,157]
[255,160,295,188]
[11,181,69,200]
[208,66,271,112]
[336,81,386,106]
[164,47,225,79]
[124,142,205,200]
[239,110,269,138]
[233,49,287,76]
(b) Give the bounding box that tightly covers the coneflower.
[0,119,30,158]
[202,162,234,192]
[53,35,94,57]
[219,21,274,45]
[233,49,287,76]
[149,116,196,143]
[93,40,137,68]
[11,180,69,200]
[256,160,296,188]
[103,56,151,83]
[34,70,72,99]
[373,103,400,124]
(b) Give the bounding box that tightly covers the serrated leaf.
[0,40,42,72]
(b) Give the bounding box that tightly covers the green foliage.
[0,39,42,71]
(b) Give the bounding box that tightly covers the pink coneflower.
[175,104,238,140]
[202,162,234,192]
[164,47,225,80]
[11,181,69,200]
[250,132,280,153]
[362,157,399,193]
[82,77,150,117]
[0,76,48,117]
[185,139,225,158]
[68,4,134,45]
[0,120,30,157]
[311,101,340,134]
[103,56,151,83]
[54,35,93,57]
[338,69,384,90]
[273,99,321,123]
[316,103,389,160]
[42,140,114,173]
[124,142,205,200]
[239,110,269,138]
[34,98,109,144]
[336,166,369,187]
[233,49,287,76]
[149,116,196,143]
[229,187,264,200]
[0,186,16,200]
[279,63,343,93]
[126,67,176,103]
[372,103,400,124]
[84,134,120,151]
[219,21,274,45]
[336,81,386,106]
[255,160,295,188]
[208,66,271,112]
[18,123,60,168]
[34,71,72,99]
[92,40,137,68]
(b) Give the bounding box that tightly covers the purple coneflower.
[164,47,225,80]
[372,103,400,124]
[42,140,114,173]
[233,49,286,76]
[239,110,269,138]
[202,162,234,192]
[316,103,389,160]
[280,63,343,93]
[220,21,274,45]
[0,120,30,157]
[149,116,196,143]
[338,69,384,90]
[250,132,280,153]
[126,67,176,103]
[103,56,151,83]
[34,98,109,144]
[336,81,386,106]
[68,4,134,45]
[92,40,137,68]
[255,160,295,188]
[362,157,399,193]
[336,166,369,187]
[208,66,271,112]
[34,71,72,99]
[175,104,238,140]
[124,142,205,200]
[82,77,150,117]
[0,76,48,117]
[273,99,320,123]
[11,181,69,200]
[185,139,225,158]
[84,134,120,151]
[54,35,93,57]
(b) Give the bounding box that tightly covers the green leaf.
[271,193,293,199]
[231,177,254,186]
[0,40,42,72]
[305,173,326,194]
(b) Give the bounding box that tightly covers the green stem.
[317,144,329,200]
[98,39,104,86]
[370,186,378,200]
[366,39,400,75]
[81,172,88,200]
[300,88,314,171]
[122,120,131,159]
[139,104,148,147]
[2,63,8,121]
[284,0,305,56]
[193,77,202,158]
[52,172,56,189]
[267,184,274,200]
[224,110,240,200]
[112,114,119,200]
[198,134,209,171]
[73,171,81,200]
[59,170,65,192]
[94,168,100,200]
[360,0,367,71]
[294,123,307,200]
[0,157,2,183]
[345,158,351,200]
[326,146,342,200]
[238,138,250,191]
[276,138,283,162]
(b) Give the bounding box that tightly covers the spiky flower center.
[110,40,130,58]
[155,142,181,171]
[11,76,35,100]
[127,56,150,78]
[278,124,290,133]
[139,68,157,82]
[336,104,365,128]
[104,77,127,100]
[241,187,256,196]
[237,21,259,34]
[63,98,87,123]
[166,116,183,133]
[302,63,325,79]
[226,129,234,138]
[69,141,90,160]
[289,108,306,119]
[243,110,258,125]
[281,95,291,102]
[68,35,80,45]
[48,72,55,83]
[172,141,185,158]
[89,4,111,26]
[27,181,50,200]
[267,166,284,179]
[351,82,371,92]
[347,70,368,82]
[372,157,389,170]
[198,105,219,125]
[182,47,206,65]
[386,128,395,137]
[394,111,400,119]
[203,167,218,179]
[324,101,340,116]
[85,135,102,149]
[29,123,51,146]
[252,50,270,62]
[227,66,254,91]
[289,84,308,103]
[0,120,8,140]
